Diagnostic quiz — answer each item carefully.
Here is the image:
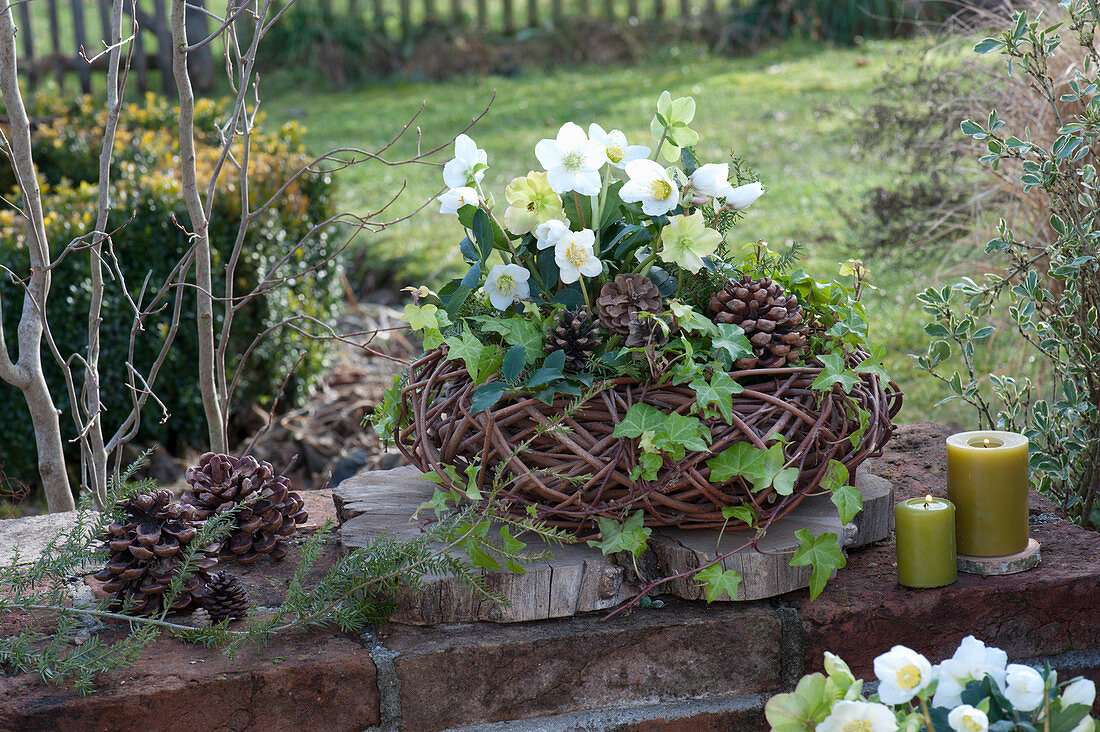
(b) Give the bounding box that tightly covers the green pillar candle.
[895,496,957,588]
[946,431,1029,557]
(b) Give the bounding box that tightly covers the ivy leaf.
[822,461,860,525]
[445,330,488,381]
[612,403,667,439]
[630,451,664,481]
[854,344,891,383]
[669,300,718,336]
[708,442,795,494]
[695,564,742,602]
[586,511,651,556]
[762,443,798,496]
[499,527,528,574]
[712,323,753,366]
[475,316,546,364]
[811,353,860,394]
[707,442,767,484]
[656,412,710,453]
[790,529,846,600]
[721,505,757,528]
[403,303,451,332]
[690,371,743,424]
[849,406,871,449]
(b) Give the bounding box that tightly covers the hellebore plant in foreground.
[766,635,1096,732]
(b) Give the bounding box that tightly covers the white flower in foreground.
[588,123,649,169]
[620,159,679,216]
[817,700,898,732]
[932,636,1009,708]
[724,181,765,210]
[439,186,480,215]
[948,705,989,732]
[1003,664,1046,712]
[554,229,602,284]
[483,264,531,311]
[1063,678,1097,708]
[873,645,933,704]
[535,218,571,250]
[1073,718,1096,732]
[689,163,736,199]
[535,122,607,196]
[442,134,487,189]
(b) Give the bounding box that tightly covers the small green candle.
[895,496,957,588]
[946,431,1029,557]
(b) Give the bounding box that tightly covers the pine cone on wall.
[596,273,663,335]
[182,453,308,564]
[707,276,809,369]
[203,572,250,623]
[94,490,217,616]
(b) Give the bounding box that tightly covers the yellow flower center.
[896,664,922,690]
[607,144,625,163]
[496,275,516,297]
[649,178,672,200]
[842,722,874,732]
[561,150,585,173]
[565,243,588,268]
[527,201,538,211]
[961,717,983,732]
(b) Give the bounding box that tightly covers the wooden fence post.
[71,0,92,93]
[46,0,65,89]
[152,0,174,95]
[127,3,149,93]
[17,3,36,90]
[185,0,214,92]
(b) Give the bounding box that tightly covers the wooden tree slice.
[333,466,893,624]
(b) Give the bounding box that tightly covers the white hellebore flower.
[588,123,649,169]
[535,122,607,196]
[724,181,765,210]
[689,163,736,199]
[439,186,480,215]
[947,705,989,732]
[932,636,1009,708]
[535,218,571,250]
[620,159,680,216]
[483,264,531,311]
[1003,664,1046,712]
[1063,678,1097,708]
[554,229,602,284]
[443,134,488,189]
[817,700,898,732]
[873,645,933,704]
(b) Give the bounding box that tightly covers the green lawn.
[263,37,978,426]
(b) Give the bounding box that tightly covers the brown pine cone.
[182,453,308,564]
[545,308,599,372]
[624,315,671,351]
[596,273,663,335]
[93,490,217,616]
[203,572,249,623]
[708,276,808,369]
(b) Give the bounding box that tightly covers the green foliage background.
[0,92,341,487]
